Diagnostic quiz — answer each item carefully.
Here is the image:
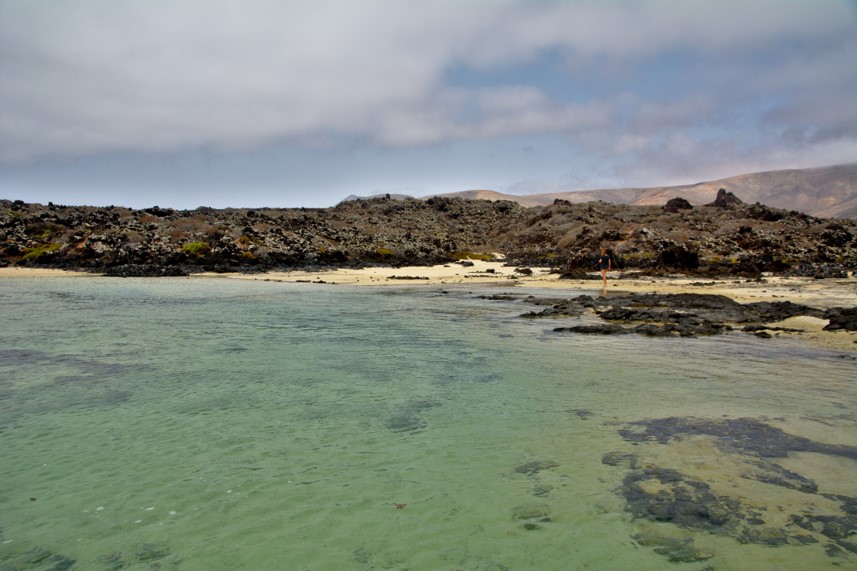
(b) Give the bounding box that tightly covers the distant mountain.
[433,164,857,218]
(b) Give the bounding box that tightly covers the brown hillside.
[437,164,857,218]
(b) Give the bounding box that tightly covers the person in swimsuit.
[598,248,612,287]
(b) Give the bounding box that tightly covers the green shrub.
[376,247,395,258]
[182,241,211,257]
[20,242,61,262]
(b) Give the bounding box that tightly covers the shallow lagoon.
[1,277,854,570]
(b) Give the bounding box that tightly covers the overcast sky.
[1,0,855,209]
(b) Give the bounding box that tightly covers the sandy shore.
[194,259,856,306]
[4,262,855,351]
[0,267,92,278]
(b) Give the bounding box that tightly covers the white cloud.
[0,0,854,175]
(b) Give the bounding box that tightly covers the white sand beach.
[0,267,92,278]
[193,259,856,306]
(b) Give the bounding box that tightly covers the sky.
[1,0,855,210]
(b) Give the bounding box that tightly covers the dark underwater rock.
[622,467,739,529]
[385,413,425,433]
[606,416,857,563]
[619,417,857,460]
[571,408,594,420]
[514,460,559,476]
[512,501,553,530]
[635,534,713,563]
[601,451,637,469]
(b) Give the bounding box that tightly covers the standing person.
[598,247,612,287]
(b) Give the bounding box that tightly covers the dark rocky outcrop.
[553,324,629,335]
[710,188,745,208]
[656,242,699,270]
[2,193,856,276]
[823,307,857,331]
[519,292,844,339]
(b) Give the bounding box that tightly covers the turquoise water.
[1,277,854,571]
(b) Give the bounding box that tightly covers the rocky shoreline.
[2,190,855,278]
[515,292,857,337]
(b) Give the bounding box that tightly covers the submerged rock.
[623,467,738,529]
[511,501,551,520]
[514,460,559,476]
[601,451,637,469]
[512,501,553,530]
[618,416,857,460]
[385,413,426,433]
[606,416,857,563]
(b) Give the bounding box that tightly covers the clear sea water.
[0,276,854,571]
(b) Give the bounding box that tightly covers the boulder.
[663,197,693,213]
[823,307,857,331]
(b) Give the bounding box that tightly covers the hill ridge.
[430,163,857,218]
